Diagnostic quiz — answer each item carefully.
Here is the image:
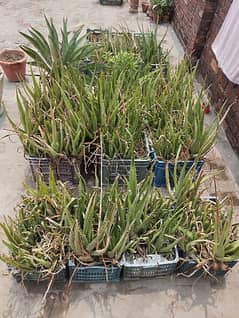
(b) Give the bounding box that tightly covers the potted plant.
[98,28,169,66]
[120,167,181,279]
[67,167,176,282]
[129,0,139,13]
[0,49,27,82]
[167,169,239,278]
[20,16,95,77]
[0,173,68,283]
[177,198,239,278]
[150,0,173,23]
[9,68,97,184]
[66,167,152,283]
[92,67,151,185]
[144,61,230,187]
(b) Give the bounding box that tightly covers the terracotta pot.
[129,0,139,13]
[0,49,27,82]
[142,2,149,13]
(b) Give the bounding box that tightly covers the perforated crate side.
[11,268,67,283]
[101,159,151,186]
[27,156,82,184]
[121,247,179,280]
[123,262,177,280]
[68,262,121,283]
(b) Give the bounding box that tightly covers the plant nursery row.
[0,17,238,287]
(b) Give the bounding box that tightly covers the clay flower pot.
[142,2,149,13]
[129,0,139,13]
[0,49,27,82]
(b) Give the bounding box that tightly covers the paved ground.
[0,1,239,317]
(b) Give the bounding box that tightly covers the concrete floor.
[0,1,239,317]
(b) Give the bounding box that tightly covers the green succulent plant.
[20,16,95,75]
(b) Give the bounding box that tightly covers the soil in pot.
[0,51,24,62]
[0,49,27,82]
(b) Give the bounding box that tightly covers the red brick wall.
[173,0,239,152]
[199,0,239,151]
[173,0,217,61]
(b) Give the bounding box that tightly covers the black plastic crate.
[100,0,123,5]
[121,246,179,280]
[68,260,121,283]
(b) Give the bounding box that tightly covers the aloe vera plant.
[20,16,95,75]
[9,68,99,158]
[94,27,169,66]
[0,173,71,277]
[169,167,239,274]
[0,164,181,275]
[146,61,230,161]
[151,0,173,14]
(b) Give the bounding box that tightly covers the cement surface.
[0,1,239,317]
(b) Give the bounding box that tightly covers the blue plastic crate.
[68,260,121,283]
[154,160,204,187]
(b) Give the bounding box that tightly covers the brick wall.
[173,0,217,61]
[173,0,239,153]
[199,0,239,152]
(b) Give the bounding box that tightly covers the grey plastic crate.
[121,246,179,280]
[100,158,151,186]
[26,156,82,184]
[68,260,121,283]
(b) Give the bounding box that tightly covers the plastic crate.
[86,29,152,43]
[100,158,151,186]
[10,267,66,283]
[153,160,204,187]
[68,260,121,283]
[100,0,123,5]
[86,28,109,42]
[26,156,82,184]
[177,259,238,278]
[121,246,179,280]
